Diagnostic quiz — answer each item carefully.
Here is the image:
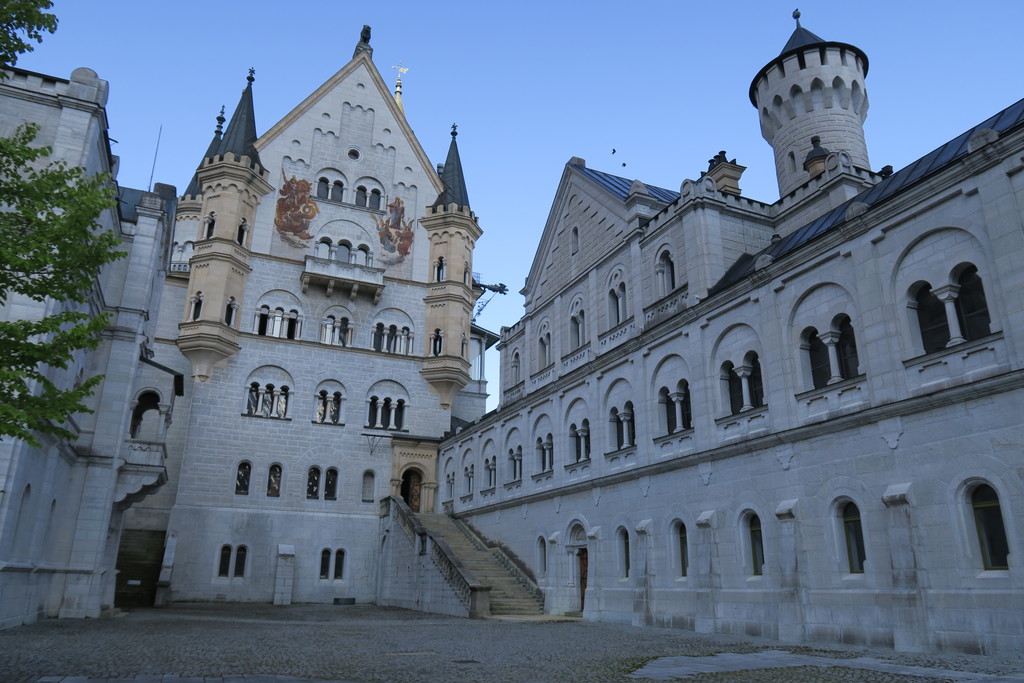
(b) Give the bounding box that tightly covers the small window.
[355,186,367,207]
[235,462,251,495]
[837,316,860,379]
[348,149,360,161]
[805,328,831,389]
[233,546,247,577]
[972,484,1009,570]
[324,468,338,500]
[842,502,866,573]
[570,227,579,255]
[330,181,344,202]
[267,464,282,497]
[748,514,765,576]
[537,536,547,574]
[724,362,743,415]
[316,178,329,198]
[369,189,382,210]
[747,353,764,408]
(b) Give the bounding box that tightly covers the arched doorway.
[400,469,423,512]
[569,523,588,612]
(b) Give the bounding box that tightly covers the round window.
[347,149,360,161]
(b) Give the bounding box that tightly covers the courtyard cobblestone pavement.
[0,604,1021,683]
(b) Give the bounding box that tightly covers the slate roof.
[215,75,261,168]
[573,166,680,204]
[710,95,1024,295]
[781,25,825,54]
[433,128,471,209]
[183,128,223,197]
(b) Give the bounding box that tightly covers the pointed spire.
[392,64,408,114]
[216,69,261,168]
[780,9,825,54]
[432,124,471,210]
[183,106,227,197]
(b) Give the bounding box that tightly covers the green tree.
[0,1,123,446]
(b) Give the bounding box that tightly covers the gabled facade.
[120,30,493,607]
[440,20,1024,655]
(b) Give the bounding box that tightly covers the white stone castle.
[1,18,1022,655]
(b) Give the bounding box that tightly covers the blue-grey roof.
[433,128,471,209]
[118,185,176,224]
[710,94,1024,295]
[216,76,261,168]
[781,25,825,54]
[573,166,680,204]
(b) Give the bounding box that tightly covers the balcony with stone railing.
[115,439,168,507]
[301,255,385,303]
[644,285,689,328]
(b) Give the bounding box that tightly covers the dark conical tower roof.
[183,107,225,197]
[432,125,470,209]
[216,70,261,168]
[780,23,825,54]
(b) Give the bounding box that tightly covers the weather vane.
[392,63,409,77]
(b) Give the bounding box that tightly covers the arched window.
[618,527,630,578]
[276,386,289,418]
[836,316,860,379]
[235,462,251,495]
[204,212,216,239]
[367,396,379,427]
[307,467,321,499]
[386,325,398,353]
[361,470,375,503]
[677,522,688,577]
[369,189,382,210]
[570,310,586,349]
[804,327,831,389]
[218,545,232,577]
[841,501,866,573]
[236,218,247,245]
[336,242,351,263]
[246,382,260,415]
[330,180,344,202]
[723,362,742,415]
[511,352,521,384]
[285,310,300,340]
[334,549,345,579]
[255,305,270,336]
[317,177,329,198]
[972,484,1009,570]
[537,333,550,368]
[955,265,991,341]
[747,353,764,408]
[537,536,548,574]
[748,514,765,576]
[658,250,676,295]
[608,282,626,326]
[914,283,949,354]
[355,186,367,207]
[324,467,338,500]
[434,257,446,282]
[570,227,579,255]
[233,546,247,577]
[432,329,443,356]
[267,464,282,497]
[224,297,238,326]
[320,548,331,579]
[189,292,204,321]
[129,390,161,439]
[659,387,676,434]
[373,323,385,352]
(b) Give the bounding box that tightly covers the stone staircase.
[417,513,544,616]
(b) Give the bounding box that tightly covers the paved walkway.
[1,604,1021,682]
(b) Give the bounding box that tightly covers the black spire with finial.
[184,106,229,197]
[432,124,471,210]
[780,8,825,54]
[215,68,262,168]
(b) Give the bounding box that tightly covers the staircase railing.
[448,515,544,607]
[384,496,491,618]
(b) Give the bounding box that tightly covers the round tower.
[750,11,870,197]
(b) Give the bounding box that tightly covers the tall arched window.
[723,362,743,415]
[267,464,282,497]
[805,327,831,389]
[355,186,367,207]
[255,305,270,336]
[369,189,382,210]
[659,387,676,434]
[972,484,1009,570]
[677,522,688,577]
[317,177,329,198]
[320,548,331,579]
[330,180,344,201]
[361,470,375,503]
[570,227,579,254]
[218,545,232,577]
[324,467,339,500]
[537,536,548,574]
[747,353,764,408]
[307,467,321,499]
[373,323,385,352]
[334,549,345,579]
[618,527,630,578]
[914,283,950,354]
[955,265,991,341]
[189,292,204,321]
[748,514,765,576]
[511,352,521,384]
[836,316,860,379]
[235,462,251,495]
[233,546,247,577]
[658,250,676,295]
[841,501,866,573]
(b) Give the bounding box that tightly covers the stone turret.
[420,125,482,410]
[177,71,273,381]
[750,11,870,197]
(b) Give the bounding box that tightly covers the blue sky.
[18,1,1024,405]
